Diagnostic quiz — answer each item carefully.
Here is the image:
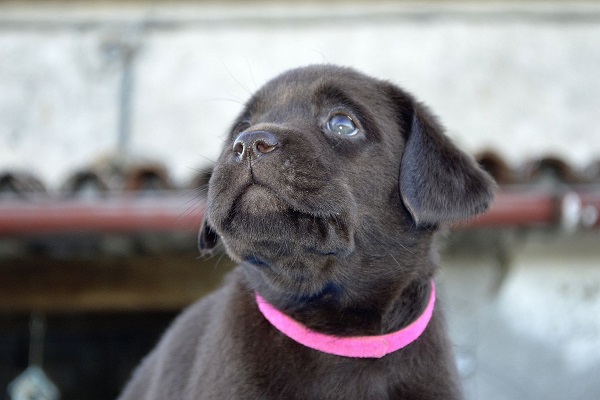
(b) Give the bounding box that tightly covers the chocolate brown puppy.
[118,65,495,400]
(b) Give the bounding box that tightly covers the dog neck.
[255,279,435,358]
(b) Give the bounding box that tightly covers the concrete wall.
[440,230,600,400]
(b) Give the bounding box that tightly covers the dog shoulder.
[118,270,243,399]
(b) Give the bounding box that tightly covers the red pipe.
[0,195,205,235]
[460,191,559,228]
[0,190,598,236]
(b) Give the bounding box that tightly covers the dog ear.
[399,104,496,226]
[198,215,219,256]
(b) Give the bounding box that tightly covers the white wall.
[1,2,599,188]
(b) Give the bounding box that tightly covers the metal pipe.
[0,190,598,236]
[0,194,205,235]
[459,191,558,228]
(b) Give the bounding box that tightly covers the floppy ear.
[198,215,219,256]
[399,104,496,226]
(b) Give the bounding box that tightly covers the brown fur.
[118,65,495,400]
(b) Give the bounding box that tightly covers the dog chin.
[239,250,342,301]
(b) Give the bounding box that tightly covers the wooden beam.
[0,252,235,313]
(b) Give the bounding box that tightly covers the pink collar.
[255,280,435,358]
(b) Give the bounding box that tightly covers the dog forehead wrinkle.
[255,67,360,110]
[252,77,312,107]
[248,96,313,128]
[313,82,356,106]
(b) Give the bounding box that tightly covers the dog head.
[199,65,494,304]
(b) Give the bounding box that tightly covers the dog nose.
[233,131,279,161]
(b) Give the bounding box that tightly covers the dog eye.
[326,114,359,136]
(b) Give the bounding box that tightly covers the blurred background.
[1,1,599,399]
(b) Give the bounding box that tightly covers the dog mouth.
[233,182,289,215]
[229,175,348,224]
[208,174,356,259]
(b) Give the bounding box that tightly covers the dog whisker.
[194,153,218,165]
[243,55,258,92]
[197,96,246,105]
[383,248,407,272]
[211,251,228,273]
[221,60,254,97]
[309,47,330,64]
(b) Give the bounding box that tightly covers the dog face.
[200,65,494,303]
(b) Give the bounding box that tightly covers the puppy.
[118,65,494,400]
